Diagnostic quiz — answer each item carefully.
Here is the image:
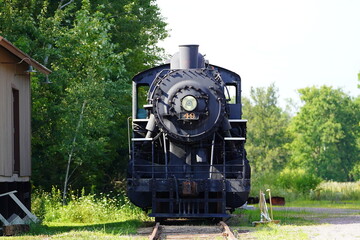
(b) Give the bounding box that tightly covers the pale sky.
[156,0,360,107]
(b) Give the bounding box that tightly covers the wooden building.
[0,36,51,219]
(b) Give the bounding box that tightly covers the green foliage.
[250,167,322,200]
[30,0,129,191]
[92,0,169,77]
[32,187,62,221]
[277,168,322,195]
[2,0,358,199]
[288,86,360,181]
[242,83,291,174]
[310,181,360,201]
[250,171,319,201]
[32,187,150,224]
[0,0,167,192]
[250,172,283,197]
[350,161,360,181]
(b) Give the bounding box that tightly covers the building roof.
[0,36,51,75]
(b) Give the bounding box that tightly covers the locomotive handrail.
[209,133,215,179]
[143,104,153,109]
[131,137,153,141]
[163,133,169,178]
[133,163,246,177]
[133,164,245,167]
[228,119,248,123]
[133,170,244,174]
[127,117,132,161]
[224,137,246,141]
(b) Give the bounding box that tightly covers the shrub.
[277,168,322,195]
[250,171,300,201]
[32,187,62,221]
[350,162,360,181]
[31,187,150,224]
[251,171,280,196]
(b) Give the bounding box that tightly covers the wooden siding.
[0,46,31,177]
[16,72,31,177]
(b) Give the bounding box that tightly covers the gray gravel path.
[276,207,360,239]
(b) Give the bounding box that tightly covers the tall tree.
[31,0,129,191]
[242,84,291,174]
[288,86,359,181]
[0,0,168,191]
[91,0,168,76]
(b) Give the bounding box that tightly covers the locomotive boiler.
[127,45,250,220]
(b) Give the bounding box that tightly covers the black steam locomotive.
[127,45,250,220]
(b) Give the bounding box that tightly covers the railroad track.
[149,221,237,240]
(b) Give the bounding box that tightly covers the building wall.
[0,46,31,179]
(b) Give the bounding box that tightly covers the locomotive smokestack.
[179,44,199,69]
[171,44,204,69]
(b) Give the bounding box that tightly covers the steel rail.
[149,222,161,240]
[219,221,237,240]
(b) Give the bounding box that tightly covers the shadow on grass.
[232,208,321,227]
[28,219,144,236]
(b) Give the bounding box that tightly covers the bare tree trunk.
[63,100,87,205]
[58,0,75,10]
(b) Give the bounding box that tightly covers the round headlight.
[182,95,197,112]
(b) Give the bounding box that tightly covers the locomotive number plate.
[180,112,199,120]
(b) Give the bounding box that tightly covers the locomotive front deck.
[129,178,250,218]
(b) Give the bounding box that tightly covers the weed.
[31,187,150,224]
[310,181,360,201]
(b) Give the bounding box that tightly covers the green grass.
[284,199,360,209]
[231,205,341,240]
[31,220,143,235]
[3,181,360,239]
[32,188,151,224]
[2,221,147,240]
[3,231,145,240]
[230,209,318,240]
[250,224,310,240]
[233,208,319,226]
[0,188,151,239]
